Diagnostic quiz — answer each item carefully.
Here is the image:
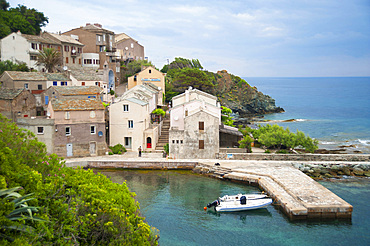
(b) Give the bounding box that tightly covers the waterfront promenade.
[65,151,369,220]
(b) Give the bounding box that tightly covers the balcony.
[71,50,78,56]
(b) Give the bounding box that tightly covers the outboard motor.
[240,196,247,205]
[207,200,219,208]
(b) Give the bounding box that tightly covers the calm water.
[101,170,370,246]
[243,77,370,153]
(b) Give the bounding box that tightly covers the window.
[199,121,204,131]
[185,110,188,117]
[53,81,57,86]
[31,43,37,49]
[128,120,134,129]
[65,111,70,120]
[45,96,49,105]
[66,57,69,63]
[90,125,96,134]
[61,81,67,86]
[30,55,37,60]
[199,140,204,149]
[123,105,129,112]
[149,69,151,73]
[37,126,44,134]
[73,58,76,64]
[81,82,85,85]
[64,45,69,52]
[24,83,28,89]
[79,58,81,64]
[131,43,134,48]
[65,126,71,136]
[38,84,42,90]
[95,82,100,86]
[90,111,96,118]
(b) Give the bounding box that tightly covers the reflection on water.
[99,169,370,246]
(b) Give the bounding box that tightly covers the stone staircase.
[156,117,170,151]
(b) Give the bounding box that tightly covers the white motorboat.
[205,194,273,212]
[219,193,267,202]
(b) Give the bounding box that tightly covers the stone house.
[109,84,163,151]
[16,117,55,154]
[0,71,71,116]
[0,31,84,72]
[41,86,103,112]
[128,66,165,95]
[41,32,84,67]
[47,98,106,157]
[0,88,36,121]
[0,31,59,71]
[115,33,145,61]
[63,23,120,89]
[169,87,221,159]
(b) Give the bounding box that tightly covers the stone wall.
[216,153,370,162]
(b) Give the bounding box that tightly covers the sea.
[243,77,370,154]
[101,170,370,246]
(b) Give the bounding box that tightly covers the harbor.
[65,152,370,221]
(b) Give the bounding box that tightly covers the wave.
[358,139,370,146]
[254,118,309,123]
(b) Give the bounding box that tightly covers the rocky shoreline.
[293,162,370,179]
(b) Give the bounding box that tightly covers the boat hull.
[215,198,273,212]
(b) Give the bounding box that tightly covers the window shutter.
[199,140,204,149]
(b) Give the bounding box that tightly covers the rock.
[320,168,330,174]
[324,173,333,178]
[341,166,351,176]
[364,171,370,177]
[353,168,364,176]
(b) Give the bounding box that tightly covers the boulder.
[353,168,364,176]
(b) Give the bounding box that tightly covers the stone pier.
[64,154,367,220]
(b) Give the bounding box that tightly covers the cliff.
[212,70,284,118]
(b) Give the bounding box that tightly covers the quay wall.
[85,160,197,170]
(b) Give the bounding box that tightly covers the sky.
[8,0,370,77]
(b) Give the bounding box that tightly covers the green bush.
[163,143,169,155]
[0,114,158,245]
[238,124,319,153]
[151,108,166,117]
[109,144,127,154]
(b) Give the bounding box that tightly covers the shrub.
[163,143,169,155]
[109,144,126,154]
[152,108,166,117]
[0,114,158,245]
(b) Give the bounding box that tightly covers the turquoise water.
[101,170,370,246]
[243,77,370,153]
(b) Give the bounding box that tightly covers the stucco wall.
[170,110,219,159]
[109,100,149,150]
[17,118,55,154]
[128,67,165,93]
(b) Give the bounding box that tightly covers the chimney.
[86,23,91,26]
[94,23,102,28]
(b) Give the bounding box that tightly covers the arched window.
[146,137,152,148]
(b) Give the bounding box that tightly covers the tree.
[36,48,62,73]
[172,67,214,93]
[221,106,235,126]
[0,60,29,74]
[238,124,319,153]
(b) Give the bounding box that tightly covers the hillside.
[163,58,284,119]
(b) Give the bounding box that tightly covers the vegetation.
[36,48,62,73]
[221,106,235,127]
[0,0,48,39]
[109,144,127,155]
[239,124,319,153]
[120,59,154,83]
[0,60,29,75]
[0,114,158,245]
[151,108,166,118]
[163,143,169,155]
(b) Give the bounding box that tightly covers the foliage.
[0,60,29,75]
[0,114,158,245]
[163,143,169,155]
[0,1,48,39]
[120,59,154,83]
[109,89,115,95]
[238,135,253,153]
[221,106,235,127]
[109,144,127,154]
[151,108,165,117]
[36,48,62,73]
[238,124,319,153]
[0,187,46,242]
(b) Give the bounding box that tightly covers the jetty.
[64,153,370,220]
